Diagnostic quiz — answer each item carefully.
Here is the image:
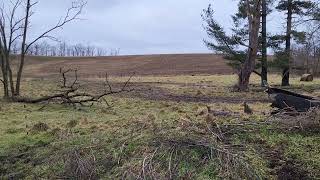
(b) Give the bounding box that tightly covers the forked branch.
[14,68,133,106]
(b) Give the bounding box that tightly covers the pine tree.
[275,0,316,86]
[202,0,262,91]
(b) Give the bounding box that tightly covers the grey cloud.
[25,0,238,55]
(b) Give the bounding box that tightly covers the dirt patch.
[124,83,268,103]
[264,145,310,180]
[277,160,310,180]
[85,81,268,104]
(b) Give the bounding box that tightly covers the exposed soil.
[85,81,269,104]
[262,143,310,180]
[126,84,268,103]
[20,54,234,78]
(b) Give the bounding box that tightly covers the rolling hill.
[21,54,234,78]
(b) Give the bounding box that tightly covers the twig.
[168,147,175,179]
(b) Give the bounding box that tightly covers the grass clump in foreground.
[0,74,320,179]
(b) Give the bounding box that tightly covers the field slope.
[21,54,233,78]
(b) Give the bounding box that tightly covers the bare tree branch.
[14,68,133,107]
[25,1,87,52]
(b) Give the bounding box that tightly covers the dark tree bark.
[282,0,293,86]
[0,28,10,98]
[238,0,262,91]
[261,0,268,86]
[15,0,31,96]
[0,47,9,98]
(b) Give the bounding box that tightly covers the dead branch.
[14,68,133,106]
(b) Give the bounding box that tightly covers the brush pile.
[270,107,320,132]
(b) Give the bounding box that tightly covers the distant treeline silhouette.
[10,41,120,57]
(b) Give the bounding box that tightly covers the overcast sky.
[26,0,283,55]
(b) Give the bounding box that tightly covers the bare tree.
[0,0,27,98]
[58,41,67,56]
[0,0,86,99]
[313,35,320,75]
[34,43,40,55]
[96,47,105,56]
[109,48,120,56]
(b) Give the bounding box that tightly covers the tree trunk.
[282,0,292,86]
[238,0,262,91]
[5,51,15,96]
[7,61,15,95]
[0,54,9,98]
[315,55,320,76]
[15,0,31,96]
[0,38,9,98]
[238,69,252,91]
[306,53,310,74]
[261,0,268,86]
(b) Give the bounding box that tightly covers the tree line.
[15,41,120,57]
[287,31,320,76]
[203,0,320,90]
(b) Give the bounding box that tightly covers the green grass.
[0,74,320,179]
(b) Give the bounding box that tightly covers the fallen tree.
[266,87,320,112]
[13,68,132,107]
[300,74,313,82]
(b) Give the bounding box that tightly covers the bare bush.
[63,148,97,180]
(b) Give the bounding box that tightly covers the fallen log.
[266,87,320,112]
[300,74,313,82]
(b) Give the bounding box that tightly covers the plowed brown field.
[21,54,233,78]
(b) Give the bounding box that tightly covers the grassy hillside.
[1,74,320,179]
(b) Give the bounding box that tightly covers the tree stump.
[300,74,313,82]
